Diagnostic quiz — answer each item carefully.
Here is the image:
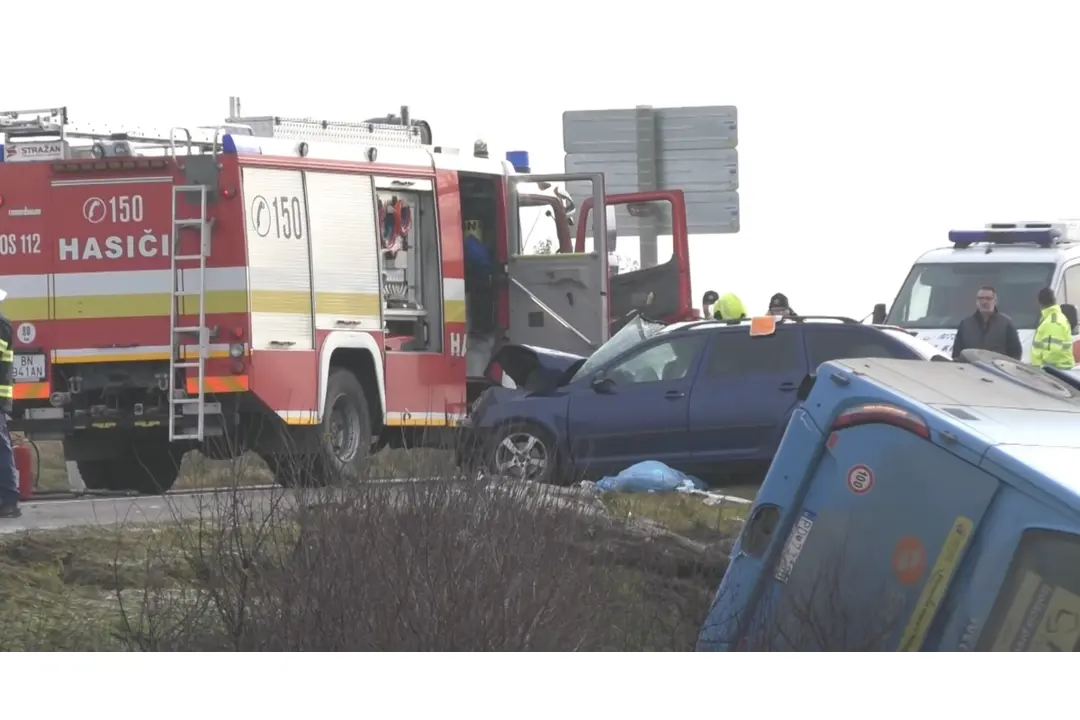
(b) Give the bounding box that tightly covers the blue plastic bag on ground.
[594,461,706,493]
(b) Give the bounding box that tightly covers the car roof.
[815,357,1080,511]
[661,316,868,335]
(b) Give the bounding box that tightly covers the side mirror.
[871,303,887,324]
[591,374,615,394]
[796,373,817,401]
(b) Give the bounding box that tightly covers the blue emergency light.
[506,150,531,173]
[948,227,1060,249]
[0,145,5,163]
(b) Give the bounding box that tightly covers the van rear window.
[979,529,1080,651]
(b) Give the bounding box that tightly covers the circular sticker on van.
[16,322,35,344]
[892,536,927,585]
[846,464,874,494]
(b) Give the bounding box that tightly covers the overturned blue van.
[698,350,1080,652]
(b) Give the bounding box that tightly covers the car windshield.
[570,315,667,383]
[886,262,1056,330]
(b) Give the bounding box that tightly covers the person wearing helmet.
[1032,287,1075,369]
[768,293,797,318]
[0,289,17,518]
[713,292,748,321]
[701,290,719,318]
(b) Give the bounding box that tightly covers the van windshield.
[886,262,1056,330]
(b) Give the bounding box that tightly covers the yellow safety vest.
[1032,305,1075,369]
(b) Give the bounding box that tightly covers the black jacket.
[0,313,11,413]
[952,310,1023,361]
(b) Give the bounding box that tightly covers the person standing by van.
[951,286,1023,361]
[1031,287,1075,369]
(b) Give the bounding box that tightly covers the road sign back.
[562,105,740,236]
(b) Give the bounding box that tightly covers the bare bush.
[113,440,726,651]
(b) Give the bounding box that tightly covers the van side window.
[978,529,1080,651]
[1063,265,1080,308]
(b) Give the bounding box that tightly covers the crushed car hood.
[491,344,586,391]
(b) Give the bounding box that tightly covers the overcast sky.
[10,1,1080,317]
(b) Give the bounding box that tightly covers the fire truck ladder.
[168,185,213,442]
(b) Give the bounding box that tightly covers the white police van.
[881,221,1080,363]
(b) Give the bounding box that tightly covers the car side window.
[805,326,901,368]
[706,327,802,377]
[605,335,705,385]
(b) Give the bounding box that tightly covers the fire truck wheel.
[487,422,559,485]
[76,443,185,495]
[320,368,373,481]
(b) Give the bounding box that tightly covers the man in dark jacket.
[951,285,1023,360]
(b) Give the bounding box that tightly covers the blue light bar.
[506,150,530,173]
[948,228,1059,248]
[221,133,262,155]
[0,145,5,163]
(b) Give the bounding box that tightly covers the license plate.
[13,354,45,383]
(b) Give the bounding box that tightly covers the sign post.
[563,105,740,266]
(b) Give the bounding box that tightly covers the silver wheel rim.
[329,394,361,464]
[493,431,549,481]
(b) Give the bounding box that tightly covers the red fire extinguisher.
[13,440,33,500]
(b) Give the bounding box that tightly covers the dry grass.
[0,460,745,651]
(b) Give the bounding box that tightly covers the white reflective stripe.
[54,344,239,361]
[0,274,47,297]
[0,269,247,297]
[443,277,465,303]
[51,267,247,296]
[50,176,173,187]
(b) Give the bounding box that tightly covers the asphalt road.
[0,486,282,534]
[0,480,756,535]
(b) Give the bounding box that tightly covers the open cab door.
[575,190,693,332]
[506,172,612,356]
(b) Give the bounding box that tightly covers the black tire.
[486,421,560,485]
[77,443,185,495]
[319,368,373,482]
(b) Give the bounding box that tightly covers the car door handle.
[778,382,798,392]
[664,390,685,400]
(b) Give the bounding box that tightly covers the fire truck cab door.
[506,173,611,357]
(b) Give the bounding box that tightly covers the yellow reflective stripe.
[0,339,7,352]
[0,350,11,362]
[0,386,11,399]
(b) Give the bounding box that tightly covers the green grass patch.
[601,492,751,542]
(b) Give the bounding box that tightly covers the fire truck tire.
[76,444,184,495]
[319,367,373,481]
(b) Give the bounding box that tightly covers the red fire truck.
[0,98,695,493]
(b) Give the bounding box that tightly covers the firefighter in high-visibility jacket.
[1031,288,1075,369]
[0,289,18,518]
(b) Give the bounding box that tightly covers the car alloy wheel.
[493,430,549,482]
